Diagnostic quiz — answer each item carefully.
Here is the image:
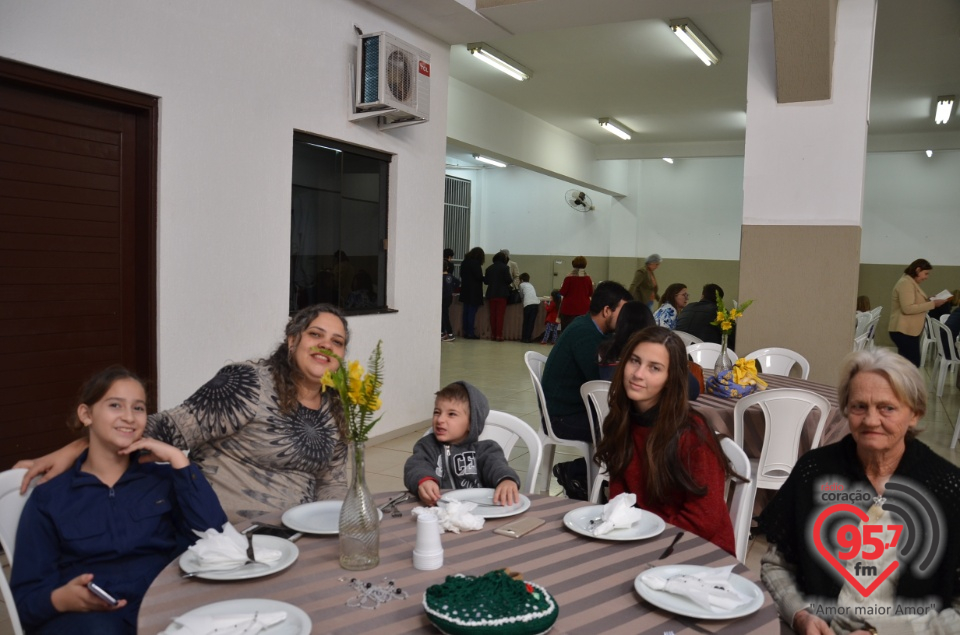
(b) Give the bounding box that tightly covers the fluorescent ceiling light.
[474,154,507,168]
[926,150,933,158]
[669,19,721,66]
[935,96,954,124]
[598,117,633,140]
[662,157,674,164]
[466,43,531,81]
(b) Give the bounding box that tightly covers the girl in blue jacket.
[12,366,227,635]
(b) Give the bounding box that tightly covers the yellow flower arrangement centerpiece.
[317,340,384,570]
[705,293,765,398]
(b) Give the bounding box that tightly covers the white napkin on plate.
[640,565,752,612]
[163,610,287,634]
[188,523,283,569]
[412,501,484,533]
[592,492,644,536]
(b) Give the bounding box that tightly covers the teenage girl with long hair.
[593,327,736,553]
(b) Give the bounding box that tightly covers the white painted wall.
[0,0,451,435]
[862,150,960,266]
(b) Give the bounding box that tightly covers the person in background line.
[629,253,662,309]
[594,327,736,554]
[441,260,460,342]
[540,290,562,345]
[459,247,485,340]
[653,283,689,330]
[12,366,226,635]
[558,256,593,331]
[888,258,947,366]
[484,251,514,342]
[856,294,871,313]
[542,281,633,443]
[443,247,455,263]
[518,273,540,344]
[675,283,734,349]
[502,249,520,289]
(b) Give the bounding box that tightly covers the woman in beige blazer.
[888,258,948,366]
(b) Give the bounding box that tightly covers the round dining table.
[138,493,782,634]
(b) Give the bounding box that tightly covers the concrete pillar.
[738,0,877,383]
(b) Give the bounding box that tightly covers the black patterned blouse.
[147,361,347,521]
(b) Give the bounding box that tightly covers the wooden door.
[0,58,158,468]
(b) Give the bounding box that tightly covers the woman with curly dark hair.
[16,304,350,522]
[459,246,486,339]
[594,327,736,553]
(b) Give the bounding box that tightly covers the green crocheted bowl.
[423,570,558,635]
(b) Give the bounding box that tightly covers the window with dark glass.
[290,132,390,314]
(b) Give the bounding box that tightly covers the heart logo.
[812,503,898,597]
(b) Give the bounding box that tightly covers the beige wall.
[738,226,862,384]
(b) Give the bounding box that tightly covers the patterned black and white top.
[147,361,347,521]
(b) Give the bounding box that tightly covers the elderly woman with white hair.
[757,348,960,635]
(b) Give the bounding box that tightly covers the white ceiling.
[364,0,960,165]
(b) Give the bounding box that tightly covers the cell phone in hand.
[242,522,303,542]
[87,582,119,607]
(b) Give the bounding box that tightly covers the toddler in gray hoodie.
[403,381,520,506]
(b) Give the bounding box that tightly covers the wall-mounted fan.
[564,189,595,212]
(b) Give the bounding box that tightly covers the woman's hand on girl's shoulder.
[120,438,190,469]
[51,574,128,613]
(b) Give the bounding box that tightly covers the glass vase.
[339,441,380,570]
[714,332,734,376]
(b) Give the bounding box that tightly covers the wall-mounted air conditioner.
[352,31,430,130]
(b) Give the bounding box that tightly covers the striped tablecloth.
[139,494,781,635]
[692,373,849,459]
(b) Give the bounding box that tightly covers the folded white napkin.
[188,523,283,569]
[640,565,752,612]
[592,493,644,536]
[412,501,484,533]
[164,610,286,634]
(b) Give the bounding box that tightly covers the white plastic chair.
[863,314,881,350]
[673,330,702,347]
[0,568,23,635]
[481,411,544,495]
[745,347,810,380]
[930,318,960,398]
[853,332,869,351]
[720,437,755,564]
[952,408,960,450]
[733,389,830,491]
[524,351,593,495]
[0,468,33,635]
[0,468,34,565]
[580,380,610,503]
[920,316,938,367]
[686,342,738,369]
[854,312,872,337]
[942,313,952,324]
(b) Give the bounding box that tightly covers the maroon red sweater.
[608,410,735,555]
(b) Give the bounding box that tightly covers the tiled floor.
[2,341,958,634]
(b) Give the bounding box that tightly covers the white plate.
[281,500,383,535]
[634,565,765,620]
[437,488,531,518]
[179,535,299,581]
[563,505,665,541]
[160,598,311,634]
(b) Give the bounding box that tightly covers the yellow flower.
[721,320,732,331]
[716,311,725,322]
[729,309,740,319]
[320,372,336,391]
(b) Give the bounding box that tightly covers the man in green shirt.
[542,281,632,443]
